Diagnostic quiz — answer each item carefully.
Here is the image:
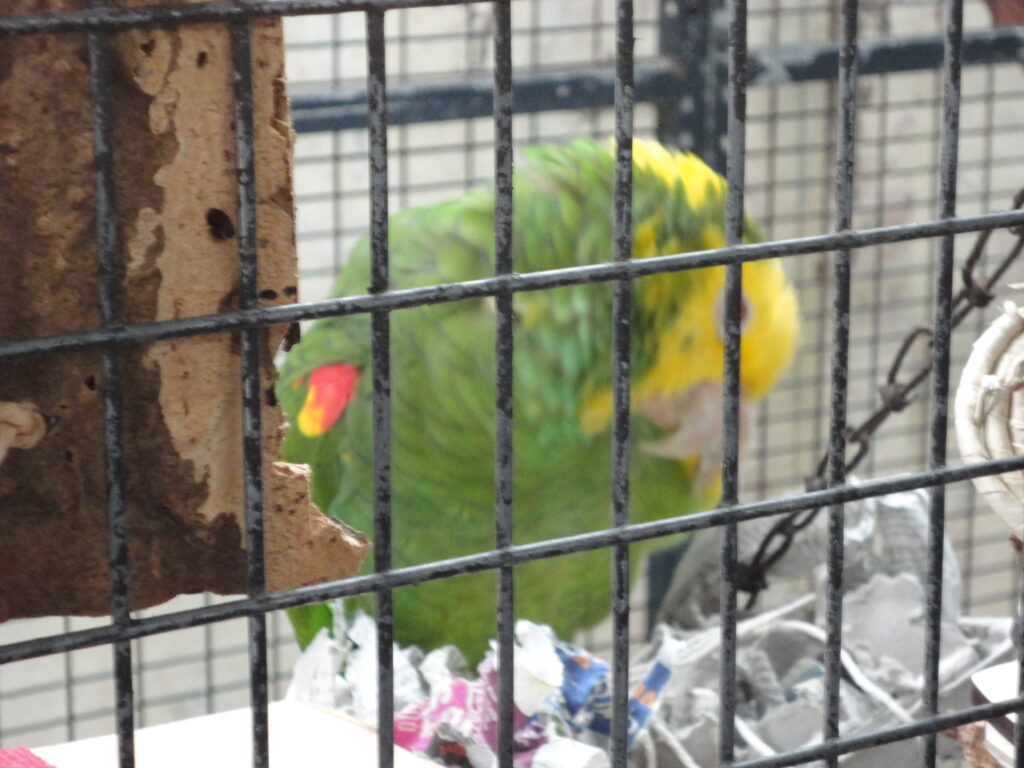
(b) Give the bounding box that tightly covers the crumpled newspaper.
[288,614,653,768]
[287,487,1014,768]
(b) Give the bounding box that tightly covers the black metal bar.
[62,619,76,741]
[365,11,394,768]
[745,25,1022,84]
[293,65,682,133]
[923,1,963,765]
[86,8,135,766]
[287,27,1024,134]
[1015,571,1024,768]
[656,0,709,153]
[747,0,782,518]
[0,0,491,36]
[823,0,857,760]
[611,1,634,766]
[203,595,216,714]
[720,0,747,761]
[1016,574,1024,768]
[3,209,1021,361]
[228,18,270,768]
[706,0,731,175]
[491,2,514,767]
[719,439,740,763]
[3,452,1024,665]
[134,640,145,728]
[655,0,682,147]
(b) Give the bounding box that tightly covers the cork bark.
[0,1,367,619]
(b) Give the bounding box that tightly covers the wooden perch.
[0,0,368,620]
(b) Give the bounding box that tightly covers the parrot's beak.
[296,363,361,437]
[638,381,751,493]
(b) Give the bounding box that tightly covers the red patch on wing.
[297,363,361,437]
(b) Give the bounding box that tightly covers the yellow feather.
[632,138,728,210]
[633,213,663,259]
[699,223,726,250]
[740,259,800,399]
[674,154,727,209]
[580,388,614,436]
[635,260,798,402]
[297,383,329,437]
[630,140,678,189]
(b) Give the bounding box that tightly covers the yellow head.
[581,141,799,475]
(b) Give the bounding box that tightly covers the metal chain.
[738,188,1024,608]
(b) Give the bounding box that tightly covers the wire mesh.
[1,1,1024,767]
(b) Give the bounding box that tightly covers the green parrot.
[278,138,799,659]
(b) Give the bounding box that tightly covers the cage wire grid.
[286,0,1022,676]
[2,0,1024,767]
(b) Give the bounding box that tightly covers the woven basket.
[954,300,1024,543]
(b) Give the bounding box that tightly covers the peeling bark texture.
[0,0,367,620]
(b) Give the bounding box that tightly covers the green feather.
[286,604,335,650]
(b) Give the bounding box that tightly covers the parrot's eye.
[714,290,752,342]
